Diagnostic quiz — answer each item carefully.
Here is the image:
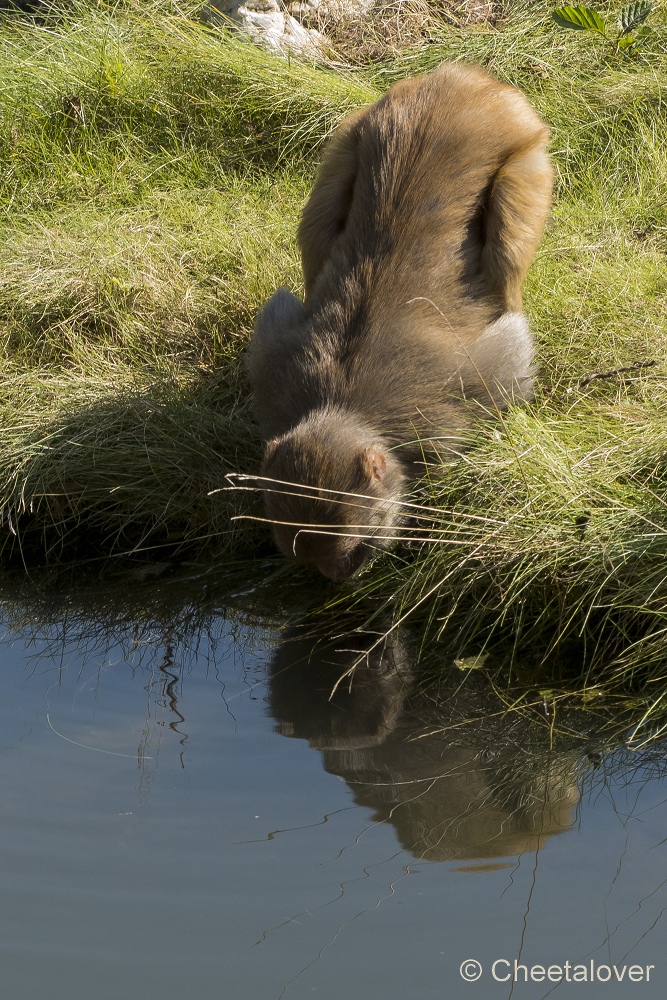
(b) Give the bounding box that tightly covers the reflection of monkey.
[268,630,579,865]
[247,62,553,580]
[269,626,412,750]
[323,737,579,866]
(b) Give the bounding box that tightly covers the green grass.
[0,0,378,560]
[0,0,667,714]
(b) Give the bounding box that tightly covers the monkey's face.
[259,412,405,581]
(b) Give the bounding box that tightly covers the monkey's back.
[300,63,550,312]
[250,63,552,462]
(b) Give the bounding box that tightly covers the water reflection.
[269,627,580,866]
[3,571,667,998]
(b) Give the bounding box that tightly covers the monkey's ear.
[361,446,388,482]
[262,437,281,465]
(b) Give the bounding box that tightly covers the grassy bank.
[0,0,378,559]
[1,0,667,692]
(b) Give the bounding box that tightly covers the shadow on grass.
[0,366,263,566]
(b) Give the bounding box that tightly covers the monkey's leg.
[297,109,365,301]
[464,312,535,404]
[252,288,305,343]
[481,143,553,312]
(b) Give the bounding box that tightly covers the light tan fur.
[247,62,553,580]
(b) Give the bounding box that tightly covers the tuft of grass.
[0,0,378,562]
[333,390,667,668]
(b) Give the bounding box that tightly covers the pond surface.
[1,570,666,1000]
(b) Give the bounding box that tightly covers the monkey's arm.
[297,110,365,301]
[481,140,553,312]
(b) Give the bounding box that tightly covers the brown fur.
[246,62,553,580]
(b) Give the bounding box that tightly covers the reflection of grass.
[3,554,667,754]
[1,2,667,689]
[6,564,667,767]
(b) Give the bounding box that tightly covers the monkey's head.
[259,409,405,582]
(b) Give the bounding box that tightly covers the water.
[0,572,666,999]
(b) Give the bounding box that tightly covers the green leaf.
[618,1,652,36]
[453,654,490,671]
[618,24,652,49]
[552,5,606,33]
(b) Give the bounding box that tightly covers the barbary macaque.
[246,62,553,581]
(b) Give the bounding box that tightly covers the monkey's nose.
[318,545,367,581]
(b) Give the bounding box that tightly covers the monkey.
[246,61,553,581]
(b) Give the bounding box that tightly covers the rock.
[243,0,280,11]
[203,0,329,58]
[239,8,326,56]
